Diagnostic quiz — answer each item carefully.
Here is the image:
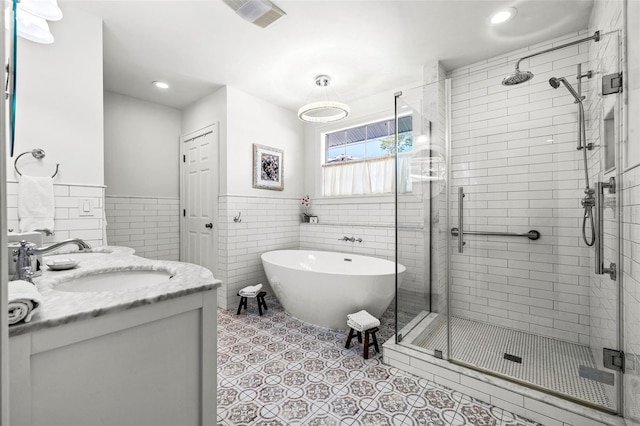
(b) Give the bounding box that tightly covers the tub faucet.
[339,236,363,242]
[13,238,92,283]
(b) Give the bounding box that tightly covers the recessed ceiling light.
[490,7,517,25]
[152,81,170,89]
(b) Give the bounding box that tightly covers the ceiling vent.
[223,0,286,28]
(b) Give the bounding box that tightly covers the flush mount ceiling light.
[152,81,170,89]
[298,75,350,123]
[490,7,517,25]
[222,0,286,28]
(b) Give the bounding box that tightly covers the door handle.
[205,223,213,229]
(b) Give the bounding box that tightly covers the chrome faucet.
[13,239,91,283]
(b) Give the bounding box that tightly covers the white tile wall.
[622,167,640,424]
[6,181,105,247]
[105,196,179,261]
[217,195,300,310]
[448,31,597,344]
[298,196,427,308]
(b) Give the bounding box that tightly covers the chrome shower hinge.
[602,72,623,95]
[603,348,625,373]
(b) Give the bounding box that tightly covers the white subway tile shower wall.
[217,195,300,310]
[449,31,597,345]
[104,196,179,261]
[6,182,105,247]
[622,167,640,423]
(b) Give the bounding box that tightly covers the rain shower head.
[502,32,600,88]
[549,76,583,103]
[501,68,534,86]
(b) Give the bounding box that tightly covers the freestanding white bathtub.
[261,250,405,330]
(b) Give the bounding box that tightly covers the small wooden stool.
[345,326,380,359]
[237,291,268,316]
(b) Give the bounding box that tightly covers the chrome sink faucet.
[13,239,92,283]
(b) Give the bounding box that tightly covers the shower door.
[447,31,622,412]
[394,79,449,357]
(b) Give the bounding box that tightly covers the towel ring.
[14,148,59,178]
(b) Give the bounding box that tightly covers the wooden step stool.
[345,325,380,360]
[236,291,268,316]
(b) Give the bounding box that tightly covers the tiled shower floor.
[414,316,613,409]
[216,296,542,425]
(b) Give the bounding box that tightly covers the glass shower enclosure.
[394,31,623,413]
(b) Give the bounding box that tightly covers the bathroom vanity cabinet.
[9,289,217,426]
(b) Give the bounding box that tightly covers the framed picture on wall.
[253,144,284,191]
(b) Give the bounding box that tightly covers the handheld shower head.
[549,76,583,103]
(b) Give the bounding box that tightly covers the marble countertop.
[9,247,221,337]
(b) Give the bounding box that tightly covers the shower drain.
[503,353,523,364]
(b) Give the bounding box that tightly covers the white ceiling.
[64,0,594,112]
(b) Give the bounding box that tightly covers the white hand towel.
[239,283,263,297]
[18,175,55,233]
[346,310,380,331]
[8,280,44,325]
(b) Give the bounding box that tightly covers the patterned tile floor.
[217,295,543,425]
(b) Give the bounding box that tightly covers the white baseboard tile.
[490,396,563,426]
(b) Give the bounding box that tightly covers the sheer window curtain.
[323,154,412,196]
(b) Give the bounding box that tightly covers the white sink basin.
[53,270,173,293]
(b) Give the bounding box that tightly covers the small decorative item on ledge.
[301,195,318,223]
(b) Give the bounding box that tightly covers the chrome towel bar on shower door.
[454,187,540,253]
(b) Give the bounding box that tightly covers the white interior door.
[180,124,218,275]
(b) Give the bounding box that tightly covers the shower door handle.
[457,187,464,253]
[595,178,616,280]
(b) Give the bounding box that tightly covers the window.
[323,116,413,196]
[326,116,413,163]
